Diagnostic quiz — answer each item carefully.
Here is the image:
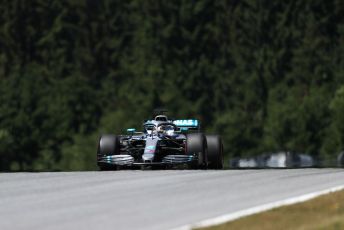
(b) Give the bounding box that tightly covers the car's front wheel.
[186,133,207,169]
[206,135,224,169]
[97,135,120,171]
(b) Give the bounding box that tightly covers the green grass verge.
[197,189,344,230]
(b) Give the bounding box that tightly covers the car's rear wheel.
[206,135,224,169]
[97,135,120,171]
[186,133,207,169]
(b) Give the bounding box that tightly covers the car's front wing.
[97,154,198,166]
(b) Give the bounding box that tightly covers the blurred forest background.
[0,0,344,171]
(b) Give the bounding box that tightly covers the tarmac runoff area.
[0,169,344,230]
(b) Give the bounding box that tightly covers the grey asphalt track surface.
[0,169,344,230]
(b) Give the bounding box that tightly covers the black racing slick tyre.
[206,135,224,169]
[186,133,207,169]
[97,135,120,171]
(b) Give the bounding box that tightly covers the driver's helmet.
[157,124,175,135]
[144,124,156,134]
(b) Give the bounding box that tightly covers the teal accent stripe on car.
[173,119,199,127]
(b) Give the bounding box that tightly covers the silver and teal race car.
[96,114,223,170]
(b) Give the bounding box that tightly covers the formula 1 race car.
[96,113,223,170]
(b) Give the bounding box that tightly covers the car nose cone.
[142,153,154,161]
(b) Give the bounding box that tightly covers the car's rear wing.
[173,119,200,131]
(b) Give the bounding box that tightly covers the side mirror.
[180,127,189,132]
[127,128,136,135]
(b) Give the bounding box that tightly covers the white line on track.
[172,184,344,230]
